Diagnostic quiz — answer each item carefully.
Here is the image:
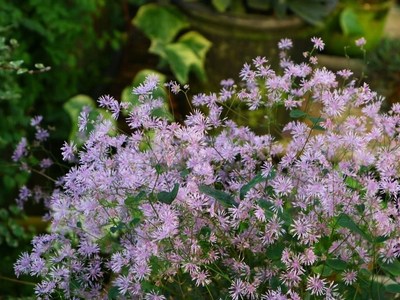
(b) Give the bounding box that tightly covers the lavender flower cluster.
[14,38,400,299]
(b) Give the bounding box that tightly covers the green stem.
[0,275,36,286]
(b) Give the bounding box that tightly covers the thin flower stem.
[30,168,57,183]
[0,275,36,286]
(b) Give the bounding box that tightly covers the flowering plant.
[14,37,400,299]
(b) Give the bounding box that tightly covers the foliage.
[133,3,212,84]
[366,38,400,108]
[197,0,338,25]
[13,38,400,299]
[321,0,392,56]
[0,35,48,297]
[0,0,127,296]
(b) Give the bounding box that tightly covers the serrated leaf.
[340,7,364,37]
[133,4,189,43]
[199,185,237,207]
[240,173,265,200]
[289,109,307,118]
[336,213,372,242]
[157,183,179,204]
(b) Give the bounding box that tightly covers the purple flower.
[306,274,326,296]
[132,74,159,95]
[12,137,28,162]
[355,37,366,47]
[39,158,53,169]
[60,141,76,162]
[30,115,43,127]
[97,95,120,119]
[35,127,49,142]
[16,186,31,208]
[278,38,293,50]
[311,36,325,51]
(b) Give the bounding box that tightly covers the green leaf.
[133,4,189,44]
[247,0,271,11]
[340,7,364,37]
[386,283,400,293]
[164,41,207,84]
[125,191,146,208]
[308,116,325,130]
[178,31,212,64]
[0,208,9,220]
[16,68,27,74]
[199,185,237,207]
[212,0,231,12]
[110,222,124,233]
[289,109,307,118]
[288,0,338,26]
[157,183,179,204]
[313,264,334,277]
[379,260,400,277]
[345,176,363,191]
[336,213,372,242]
[34,63,45,69]
[326,259,348,271]
[374,235,390,244]
[108,286,120,299]
[266,243,285,260]
[240,173,264,200]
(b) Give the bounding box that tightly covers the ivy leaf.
[157,183,179,204]
[199,185,237,207]
[178,31,212,65]
[164,40,208,84]
[133,4,189,44]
